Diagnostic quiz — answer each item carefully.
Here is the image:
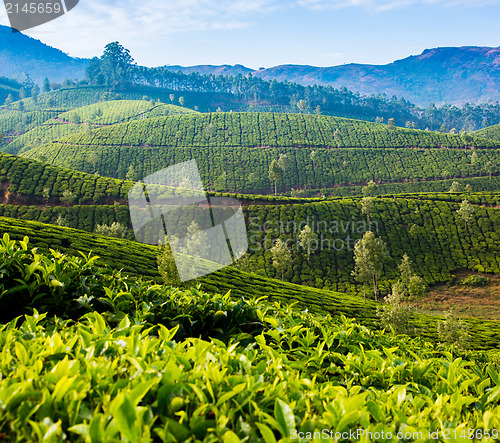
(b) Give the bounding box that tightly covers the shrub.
[461,274,490,287]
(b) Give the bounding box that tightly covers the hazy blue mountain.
[0,24,88,84]
[159,47,500,106]
[1,24,499,106]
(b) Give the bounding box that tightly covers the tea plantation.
[0,230,500,441]
[18,112,500,193]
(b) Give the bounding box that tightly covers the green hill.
[1,216,499,350]
[20,112,500,193]
[6,100,195,155]
[476,123,500,142]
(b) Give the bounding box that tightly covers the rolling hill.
[19,112,500,193]
[0,24,88,83]
[476,123,500,143]
[164,47,500,106]
[1,215,500,350]
[7,100,195,155]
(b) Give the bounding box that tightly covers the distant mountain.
[163,47,500,106]
[1,25,499,106]
[162,64,252,76]
[0,24,88,84]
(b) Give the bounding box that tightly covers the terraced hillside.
[20,112,500,193]
[0,86,198,147]
[1,216,500,350]
[6,100,194,155]
[476,123,500,142]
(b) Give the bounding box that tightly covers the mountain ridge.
[0,24,498,106]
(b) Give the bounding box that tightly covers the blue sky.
[1,0,499,68]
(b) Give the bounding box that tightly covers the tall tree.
[271,239,292,281]
[352,231,390,301]
[269,159,284,196]
[361,196,374,221]
[457,199,474,230]
[298,225,318,265]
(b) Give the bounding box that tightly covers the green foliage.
[19,112,500,193]
[461,274,489,287]
[157,236,180,286]
[437,309,471,349]
[0,298,499,440]
[95,222,128,238]
[270,238,292,281]
[376,289,413,335]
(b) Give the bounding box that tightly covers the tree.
[439,124,446,133]
[297,100,307,113]
[126,165,137,181]
[352,231,390,301]
[42,78,50,93]
[408,275,426,310]
[362,180,377,197]
[278,153,288,172]
[95,222,128,238]
[179,97,185,107]
[88,151,99,173]
[42,187,50,206]
[461,130,473,148]
[485,161,497,181]
[271,239,292,281]
[437,309,470,349]
[361,196,374,221]
[388,118,395,130]
[310,150,316,168]
[31,85,40,104]
[314,105,321,116]
[471,151,478,166]
[269,159,283,196]
[465,184,473,193]
[334,129,341,148]
[449,181,460,193]
[457,199,474,230]
[352,242,374,303]
[176,221,210,279]
[441,170,450,180]
[4,94,13,107]
[169,94,175,104]
[298,225,318,264]
[376,288,412,335]
[61,189,77,206]
[157,236,181,286]
[55,214,68,227]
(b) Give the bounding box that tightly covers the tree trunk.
[373,273,378,301]
[363,282,366,304]
[274,180,277,196]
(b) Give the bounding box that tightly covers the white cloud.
[0,0,279,62]
[297,0,500,12]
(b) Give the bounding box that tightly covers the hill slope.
[476,123,500,142]
[157,47,500,106]
[6,100,195,154]
[20,112,500,192]
[0,25,88,83]
[1,216,499,349]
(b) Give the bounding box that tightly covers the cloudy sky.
[1,0,499,68]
